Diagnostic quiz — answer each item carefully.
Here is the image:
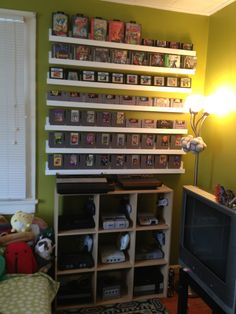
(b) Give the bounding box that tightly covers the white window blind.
[0,10,36,214]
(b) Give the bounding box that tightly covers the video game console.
[138,213,158,226]
[58,214,95,231]
[135,247,164,261]
[134,267,164,296]
[100,246,126,264]
[57,275,92,305]
[58,252,94,270]
[102,215,129,229]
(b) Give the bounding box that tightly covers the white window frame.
[0,9,37,214]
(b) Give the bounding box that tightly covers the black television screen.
[179,185,236,314]
[184,194,230,281]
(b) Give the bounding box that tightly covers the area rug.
[57,298,169,314]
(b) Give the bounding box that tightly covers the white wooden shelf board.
[45,141,185,155]
[49,29,196,57]
[47,78,192,93]
[45,163,185,175]
[45,119,188,134]
[47,100,188,113]
[49,55,195,75]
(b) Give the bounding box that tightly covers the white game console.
[100,246,126,264]
[102,214,129,230]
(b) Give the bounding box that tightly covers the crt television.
[179,185,236,314]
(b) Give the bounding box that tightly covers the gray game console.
[100,246,126,264]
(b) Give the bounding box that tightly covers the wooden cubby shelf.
[54,185,173,309]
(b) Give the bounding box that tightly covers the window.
[0,9,36,214]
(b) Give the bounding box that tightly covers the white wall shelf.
[49,54,195,76]
[47,28,193,176]
[46,163,185,175]
[46,140,185,155]
[45,118,188,135]
[49,29,196,57]
[47,100,187,113]
[47,78,192,93]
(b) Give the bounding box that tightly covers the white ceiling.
[100,0,236,16]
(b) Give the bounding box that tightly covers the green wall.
[0,0,209,263]
[199,2,236,193]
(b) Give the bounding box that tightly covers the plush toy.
[34,234,55,273]
[11,211,34,233]
[0,216,11,237]
[31,217,49,238]
[0,216,8,225]
[181,135,207,154]
[0,231,35,246]
[32,216,48,231]
[215,184,236,208]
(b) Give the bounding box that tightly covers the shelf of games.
[54,185,173,309]
[49,29,196,56]
[47,99,188,113]
[46,29,196,175]
[49,54,195,75]
[47,78,192,93]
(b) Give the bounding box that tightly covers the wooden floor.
[161,292,212,314]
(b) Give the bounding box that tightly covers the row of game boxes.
[49,108,187,129]
[52,12,193,50]
[48,132,183,150]
[48,153,182,170]
[49,67,192,88]
[51,43,197,69]
[47,91,184,108]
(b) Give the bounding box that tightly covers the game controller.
[117,233,130,251]
[84,197,95,216]
[158,198,168,207]
[121,197,132,216]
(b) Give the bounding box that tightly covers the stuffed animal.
[34,234,55,272]
[0,216,8,225]
[11,211,33,233]
[31,217,48,238]
[35,236,54,261]
[5,241,37,274]
[0,215,11,237]
[215,184,236,208]
[181,135,207,154]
